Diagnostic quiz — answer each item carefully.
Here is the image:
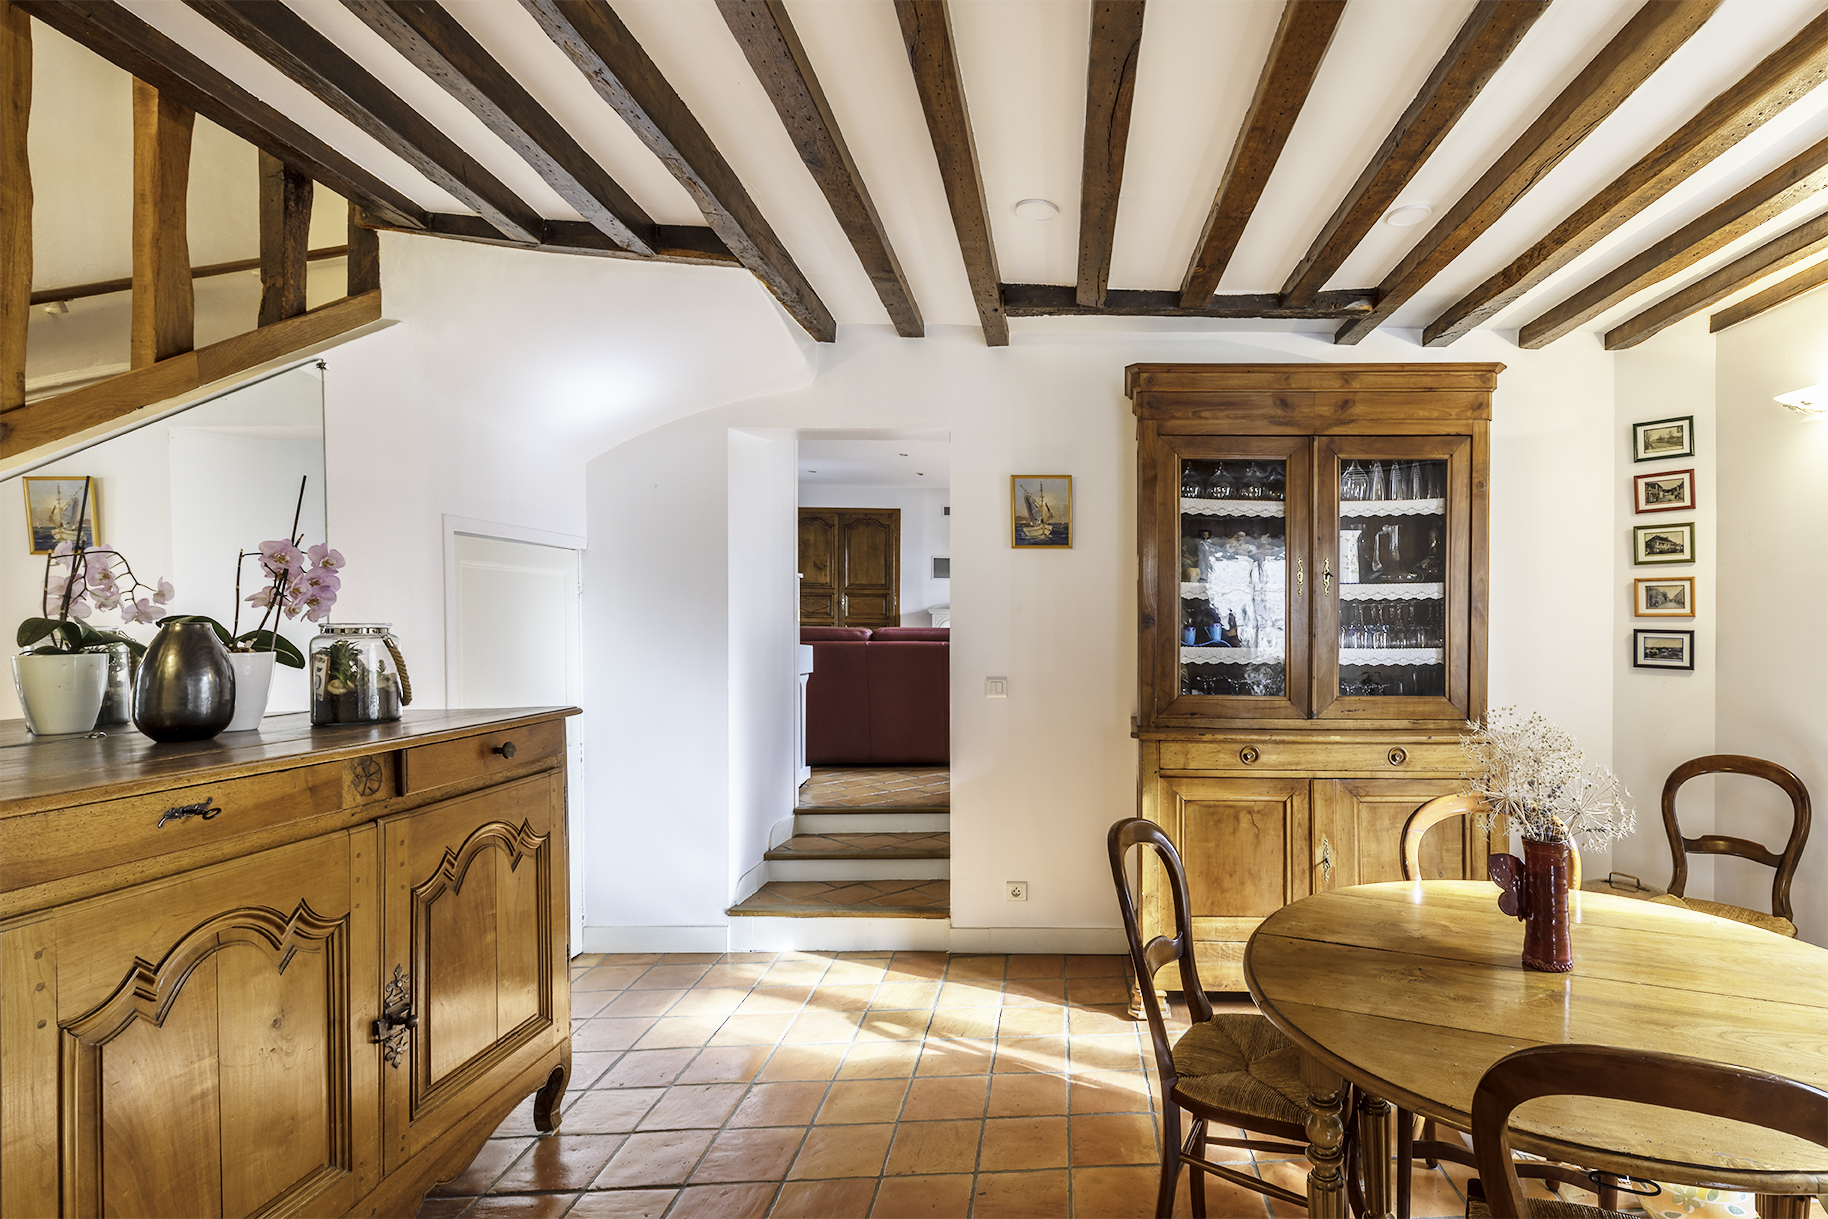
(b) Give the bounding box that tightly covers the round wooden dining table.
[1243,880,1828,1219]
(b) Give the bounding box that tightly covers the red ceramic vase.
[1490,839,1574,973]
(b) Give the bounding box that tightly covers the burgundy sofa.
[802,627,949,765]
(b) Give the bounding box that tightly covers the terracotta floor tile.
[676,1046,774,1086]
[591,1129,717,1189]
[727,1081,830,1128]
[574,966,649,992]
[697,964,769,989]
[821,962,888,986]
[978,1116,1068,1172]
[768,1178,880,1219]
[1073,1165,1176,1219]
[808,984,878,1012]
[913,1039,995,1077]
[637,1084,749,1131]
[561,1088,664,1134]
[492,1133,625,1192]
[992,1037,1067,1074]
[814,1078,909,1125]
[857,1011,930,1042]
[711,1015,797,1046]
[884,954,948,981]
[870,1173,975,1218]
[987,1073,1067,1118]
[782,1010,863,1044]
[569,1052,621,1090]
[462,1194,580,1219]
[927,1008,999,1039]
[1067,1006,1140,1036]
[491,1094,553,1140]
[632,1017,725,1051]
[969,1170,1070,1218]
[737,988,813,1016]
[1401,1165,1469,1219]
[1261,1158,1315,1219]
[415,1197,471,1219]
[669,988,753,1019]
[944,956,1006,983]
[564,1191,676,1219]
[1065,955,1126,978]
[836,1040,922,1080]
[1066,978,1132,1007]
[935,982,1003,1009]
[669,1182,778,1219]
[690,1127,807,1184]
[1068,1035,1145,1073]
[1001,979,1066,1007]
[756,1044,845,1083]
[1070,1113,1158,1166]
[871,982,940,1010]
[573,990,615,1019]
[630,965,713,991]
[596,1049,698,1089]
[786,1124,895,1178]
[598,954,665,966]
[760,961,832,987]
[1003,955,1066,980]
[599,990,687,1018]
[883,1119,982,1176]
[658,953,723,965]
[900,1075,988,1122]
[995,1007,1066,1038]
[1069,1070,1154,1115]
[430,1137,534,1196]
[574,1019,657,1054]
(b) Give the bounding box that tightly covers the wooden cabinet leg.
[1753,1196,1810,1219]
[532,1063,567,1135]
[1301,1052,1348,1219]
[1356,1092,1393,1219]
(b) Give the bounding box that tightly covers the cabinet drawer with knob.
[398,719,566,795]
[1157,740,1463,775]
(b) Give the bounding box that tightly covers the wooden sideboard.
[0,708,576,1218]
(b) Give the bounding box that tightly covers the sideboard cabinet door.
[1310,778,1486,889]
[379,772,568,1171]
[51,833,374,1219]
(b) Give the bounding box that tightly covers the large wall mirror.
[1,364,327,723]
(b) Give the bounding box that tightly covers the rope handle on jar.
[383,635,414,706]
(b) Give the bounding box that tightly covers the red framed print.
[1634,468,1694,514]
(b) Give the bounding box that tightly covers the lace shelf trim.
[1339,648,1444,666]
[1339,498,1445,517]
[1181,647,1283,665]
[1180,498,1286,518]
[1338,582,1444,601]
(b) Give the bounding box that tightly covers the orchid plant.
[1461,706,1635,849]
[16,538,172,658]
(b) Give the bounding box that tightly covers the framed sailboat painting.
[1011,475,1072,549]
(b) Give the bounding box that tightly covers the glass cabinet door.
[1314,436,1472,720]
[1160,437,1310,720]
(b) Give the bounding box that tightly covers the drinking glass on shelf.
[1206,464,1235,499]
[1182,463,1206,499]
[1368,461,1386,501]
[1240,463,1265,499]
[1388,462,1407,501]
[1266,465,1285,501]
[1340,461,1367,501]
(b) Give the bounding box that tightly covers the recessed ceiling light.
[1384,204,1432,228]
[1014,198,1059,221]
[899,452,909,456]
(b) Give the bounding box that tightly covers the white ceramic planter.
[224,650,277,732]
[12,652,108,735]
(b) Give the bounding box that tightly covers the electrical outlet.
[1006,881,1027,901]
[986,677,1008,698]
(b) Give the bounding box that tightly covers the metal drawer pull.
[157,798,221,828]
[493,741,518,759]
[1388,747,1407,766]
[1238,746,1260,765]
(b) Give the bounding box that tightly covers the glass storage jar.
[309,623,412,725]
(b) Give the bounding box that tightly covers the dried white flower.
[1462,707,1635,848]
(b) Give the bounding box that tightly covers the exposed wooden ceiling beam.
[896,0,1006,346]
[259,151,313,328]
[1,0,28,414]
[347,203,380,297]
[1334,0,1721,345]
[341,0,657,255]
[1520,132,1828,348]
[359,211,743,269]
[1179,0,1345,309]
[1606,210,1828,349]
[1709,257,1828,333]
[16,0,425,232]
[1279,0,1547,309]
[187,0,541,244]
[1077,0,1145,309]
[131,79,194,369]
[717,0,923,337]
[32,247,351,307]
[1429,8,1828,347]
[518,0,835,342]
[1004,282,1374,319]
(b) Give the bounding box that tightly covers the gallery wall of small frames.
[1630,415,1696,671]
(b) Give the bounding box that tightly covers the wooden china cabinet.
[1127,364,1502,992]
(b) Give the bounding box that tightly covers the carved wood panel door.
[378,772,568,1172]
[798,508,900,627]
[1311,778,1494,888]
[51,833,375,1218]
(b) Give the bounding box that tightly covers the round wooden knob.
[1388,747,1407,766]
[493,741,517,759]
[1239,746,1260,765]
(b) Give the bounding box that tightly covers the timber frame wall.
[0,0,384,460]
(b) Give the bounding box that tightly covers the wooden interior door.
[1143,775,1310,991]
[379,772,567,1169]
[1311,778,1493,888]
[798,508,900,627]
[53,833,373,1218]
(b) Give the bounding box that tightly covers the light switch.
[985,677,1008,698]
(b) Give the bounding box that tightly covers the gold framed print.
[22,476,98,554]
[1011,475,1071,549]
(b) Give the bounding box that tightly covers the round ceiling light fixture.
[1014,198,1060,221]
[1383,203,1432,228]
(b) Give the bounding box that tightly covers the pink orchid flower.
[308,544,345,570]
[153,578,174,605]
[246,586,276,609]
[66,599,91,620]
[259,539,306,575]
[122,598,159,625]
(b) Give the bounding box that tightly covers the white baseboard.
[768,817,797,850]
[948,926,1128,954]
[582,925,729,953]
[733,859,770,906]
[727,917,952,952]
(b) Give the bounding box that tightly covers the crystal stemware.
[1266,464,1285,501]
[1368,460,1386,501]
[1240,463,1265,499]
[1340,461,1367,501]
[1182,463,1206,499]
[1206,464,1235,500]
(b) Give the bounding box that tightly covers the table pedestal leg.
[1357,1092,1393,1219]
[1301,1052,1348,1219]
[1754,1196,1810,1219]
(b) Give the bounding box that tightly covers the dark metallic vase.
[133,621,235,742]
[1490,839,1575,973]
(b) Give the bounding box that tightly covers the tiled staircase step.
[792,809,949,833]
[727,879,950,919]
[795,804,949,817]
[765,832,950,861]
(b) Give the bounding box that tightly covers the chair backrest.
[1400,794,1582,889]
[1107,818,1211,1087]
[1662,754,1811,920]
[1471,1044,1828,1219]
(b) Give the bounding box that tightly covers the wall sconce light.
[1775,385,1828,416]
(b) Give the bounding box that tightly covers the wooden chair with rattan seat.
[1659,755,1811,937]
[1108,817,1313,1218]
[1466,1044,1828,1219]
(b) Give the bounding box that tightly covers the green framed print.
[1632,415,1694,462]
[1632,521,1694,565]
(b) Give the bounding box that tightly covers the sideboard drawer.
[0,761,344,890]
[1157,740,1465,774]
[400,719,566,794]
